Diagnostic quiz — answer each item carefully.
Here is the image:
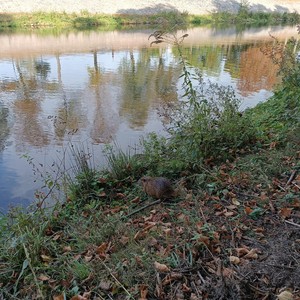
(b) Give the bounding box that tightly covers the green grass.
[0,11,190,29]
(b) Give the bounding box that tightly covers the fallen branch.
[124,199,162,218]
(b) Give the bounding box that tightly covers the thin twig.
[285,220,300,228]
[247,283,269,295]
[276,184,286,192]
[197,271,205,284]
[196,196,207,223]
[190,281,202,299]
[286,170,297,187]
[293,183,300,189]
[265,263,296,270]
[100,260,135,299]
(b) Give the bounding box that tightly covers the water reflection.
[181,43,278,96]
[0,25,298,210]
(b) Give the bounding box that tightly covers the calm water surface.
[0,25,298,211]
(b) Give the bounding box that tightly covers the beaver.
[140,176,175,200]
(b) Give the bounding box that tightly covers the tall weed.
[147,31,257,172]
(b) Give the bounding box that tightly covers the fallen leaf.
[182,283,191,292]
[232,198,240,206]
[45,227,54,235]
[197,235,210,246]
[176,226,184,234]
[131,196,140,203]
[53,295,64,300]
[139,284,148,299]
[82,211,89,218]
[74,254,81,261]
[163,228,172,236]
[63,246,72,252]
[190,293,198,300]
[148,237,158,247]
[162,272,183,285]
[38,274,50,281]
[185,193,193,201]
[40,254,52,263]
[254,227,264,233]
[98,177,107,183]
[116,193,125,198]
[260,192,268,201]
[215,211,224,216]
[226,205,237,210]
[277,290,294,300]
[269,141,278,149]
[82,292,91,299]
[243,248,258,259]
[222,267,235,278]
[143,222,157,232]
[177,213,189,223]
[236,247,249,257]
[84,255,93,262]
[96,242,110,257]
[135,256,143,267]
[154,261,170,273]
[224,211,235,217]
[99,280,112,291]
[279,207,293,218]
[229,256,240,265]
[245,206,253,215]
[104,207,121,214]
[134,230,146,241]
[52,234,61,241]
[70,296,88,300]
[213,203,222,210]
[120,236,129,245]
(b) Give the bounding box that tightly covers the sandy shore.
[0,0,299,15]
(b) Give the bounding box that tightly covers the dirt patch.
[151,215,300,299]
[238,224,300,299]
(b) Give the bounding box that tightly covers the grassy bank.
[0,9,299,30]
[0,31,300,299]
[0,11,195,29]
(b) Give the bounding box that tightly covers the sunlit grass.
[0,11,190,29]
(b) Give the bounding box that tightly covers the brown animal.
[140,176,175,199]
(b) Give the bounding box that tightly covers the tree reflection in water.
[0,25,295,209]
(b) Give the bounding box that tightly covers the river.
[0,25,298,211]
